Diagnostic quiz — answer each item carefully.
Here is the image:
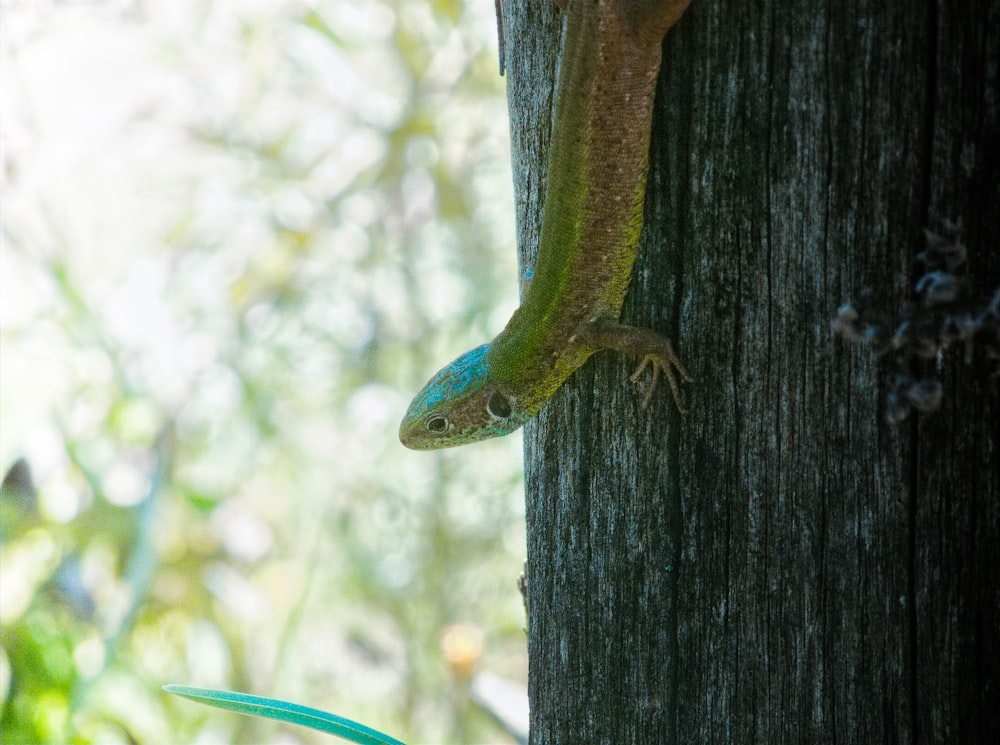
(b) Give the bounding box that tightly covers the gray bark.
[502,1,1000,743]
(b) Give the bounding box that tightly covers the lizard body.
[400,0,692,449]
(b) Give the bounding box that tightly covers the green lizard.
[400,0,693,450]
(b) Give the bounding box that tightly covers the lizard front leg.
[591,318,694,413]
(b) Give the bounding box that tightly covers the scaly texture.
[400,0,692,449]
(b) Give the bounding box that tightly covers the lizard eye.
[487,391,511,419]
[426,415,449,433]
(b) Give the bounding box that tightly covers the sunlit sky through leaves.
[1,1,527,742]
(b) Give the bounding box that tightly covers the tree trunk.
[502,1,1000,743]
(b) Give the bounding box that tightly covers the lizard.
[400,0,693,450]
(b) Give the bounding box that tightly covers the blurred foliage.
[0,1,525,743]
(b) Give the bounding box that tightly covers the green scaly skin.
[400,0,693,449]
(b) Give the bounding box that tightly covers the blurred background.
[0,0,526,742]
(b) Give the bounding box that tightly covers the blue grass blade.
[164,685,408,745]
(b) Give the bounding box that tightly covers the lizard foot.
[591,317,695,413]
[630,351,694,413]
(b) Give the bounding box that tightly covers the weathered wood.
[503,1,1000,742]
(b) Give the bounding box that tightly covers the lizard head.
[399,343,525,449]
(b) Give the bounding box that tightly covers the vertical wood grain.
[504,1,1000,742]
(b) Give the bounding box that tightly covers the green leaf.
[163,685,408,745]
